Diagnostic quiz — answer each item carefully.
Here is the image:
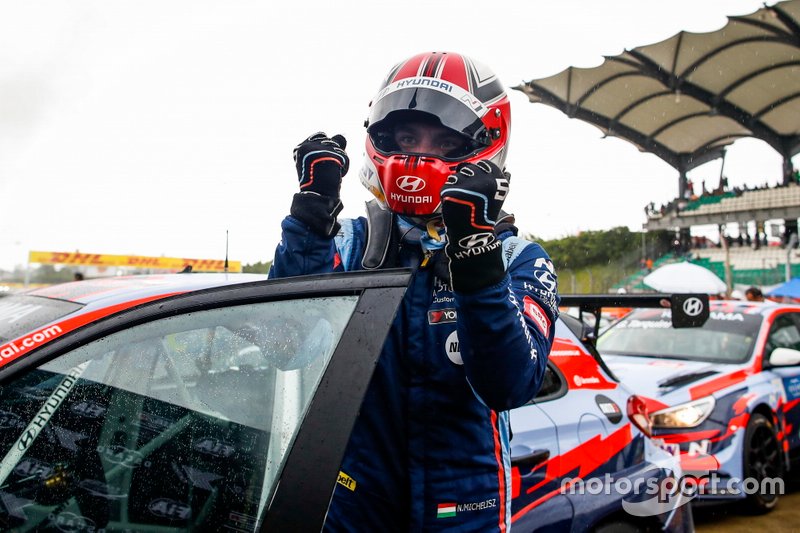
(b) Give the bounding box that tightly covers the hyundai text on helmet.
[361,52,511,217]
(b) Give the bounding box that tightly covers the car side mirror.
[770,347,800,366]
[577,319,596,345]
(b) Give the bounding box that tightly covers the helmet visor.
[368,81,491,147]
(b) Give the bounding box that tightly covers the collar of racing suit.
[361,198,517,276]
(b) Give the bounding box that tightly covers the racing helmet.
[360,52,511,217]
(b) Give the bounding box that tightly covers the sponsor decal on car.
[227,511,257,531]
[137,411,174,434]
[689,369,750,401]
[0,293,182,370]
[512,425,634,520]
[70,400,107,419]
[0,325,64,360]
[173,464,223,491]
[193,437,235,458]
[148,497,191,520]
[709,311,744,322]
[574,375,601,387]
[97,445,146,468]
[0,410,24,430]
[549,349,582,357]
[14,458,53,479]
[49,511,96,532]
[595,395,623,424]
[784,376,800,400]
[6,361,89,464]
[78,479,127,500]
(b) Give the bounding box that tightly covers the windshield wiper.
[599,350,694,361]
[658,370,718,389]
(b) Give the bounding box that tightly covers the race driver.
[269,51,559,531]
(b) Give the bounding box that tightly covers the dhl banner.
[29,251,241,273]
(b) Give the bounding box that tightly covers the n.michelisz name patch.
[437,498,497,518]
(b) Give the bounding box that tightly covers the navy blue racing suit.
[269,212,559,531]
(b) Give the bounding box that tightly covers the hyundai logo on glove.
[397,176,426,192]
[459,233,495,249]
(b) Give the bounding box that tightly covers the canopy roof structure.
[514,0,800,196]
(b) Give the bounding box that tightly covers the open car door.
[0,270,410,532]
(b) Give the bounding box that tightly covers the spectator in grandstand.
[745,287,765,302]
[73,272,84,281]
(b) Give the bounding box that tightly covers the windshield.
[0,295,83,343]
[597,308,762,363]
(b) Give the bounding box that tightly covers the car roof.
[24,273,270,309]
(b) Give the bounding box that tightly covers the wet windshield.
[597,308,762,363]
[0,295,83,344]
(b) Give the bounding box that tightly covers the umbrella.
[766,278,800,299]
[642,262,727,294]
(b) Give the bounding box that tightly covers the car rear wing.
[560,293,710,342]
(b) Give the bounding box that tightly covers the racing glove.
[290,132,349,237]
[440,160,510,293]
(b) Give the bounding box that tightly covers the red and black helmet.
[359,52,511,217]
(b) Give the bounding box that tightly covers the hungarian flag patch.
[437,503,456,518]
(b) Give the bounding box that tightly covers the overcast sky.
[0,0,788,271]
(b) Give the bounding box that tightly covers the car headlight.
[650,397,716,428]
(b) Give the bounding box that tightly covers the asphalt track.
[694,477,800,532]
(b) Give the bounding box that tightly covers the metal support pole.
[787,233,798,282]
[783,155,793,186]
[719,224,732,297]
[678,169,688,201]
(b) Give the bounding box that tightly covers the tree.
[242,261,272,274]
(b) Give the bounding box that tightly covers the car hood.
[602,354,736,400]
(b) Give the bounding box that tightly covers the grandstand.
[646,183,800,229]
[691,246,800,287]
[628,182,800,293]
